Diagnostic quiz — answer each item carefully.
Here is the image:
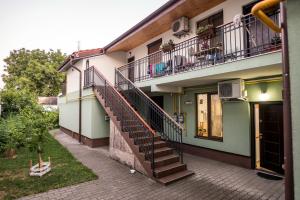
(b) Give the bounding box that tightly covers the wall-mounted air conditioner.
[172,16,189,38]
[218,79,246,100]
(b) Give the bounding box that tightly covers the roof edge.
[103,0,181,52]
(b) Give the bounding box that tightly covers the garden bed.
[0,130,97,200]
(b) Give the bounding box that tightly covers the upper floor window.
[196,11,223,30]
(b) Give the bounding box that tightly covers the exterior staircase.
[84,67,194,185]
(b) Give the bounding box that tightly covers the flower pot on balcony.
[161,40,175,53]
[196,24,215,40]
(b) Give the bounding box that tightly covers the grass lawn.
[0,130,97,200]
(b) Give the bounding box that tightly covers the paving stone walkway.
[20,130,284,200]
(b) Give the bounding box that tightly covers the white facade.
[65,52,127,94]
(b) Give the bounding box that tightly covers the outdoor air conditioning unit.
[218,79,246,100]
[172,16,189,37]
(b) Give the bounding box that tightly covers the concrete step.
[154,162,186,178]
[139,141,168,152]
[154,154,179,168]
[154,147,173,158]
[134,135,161,145]
[157,170,194,185]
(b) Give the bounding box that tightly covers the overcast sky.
[0,0,169,88]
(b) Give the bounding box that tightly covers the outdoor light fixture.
[259,82,269,101]
[259,92,270,101]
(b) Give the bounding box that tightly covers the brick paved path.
[20,130,284,200]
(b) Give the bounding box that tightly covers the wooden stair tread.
[157,170,194,185]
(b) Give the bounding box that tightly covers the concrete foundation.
[109,120,147,175]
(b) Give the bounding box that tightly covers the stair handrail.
[115,68,183,163]
[115,68,184,131]
[92,67,157,137]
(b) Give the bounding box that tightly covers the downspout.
[252,1,294,199]
[70,57,82,144]
[280,3,294,200]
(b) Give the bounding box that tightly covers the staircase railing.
[84,66,156,175]
[115,69,183,163]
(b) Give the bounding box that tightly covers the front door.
[128,57,135,82]
[259,103,284,174]
[149,96,164,133]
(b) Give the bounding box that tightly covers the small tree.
[0,115,26,158]
[22,107,50,168]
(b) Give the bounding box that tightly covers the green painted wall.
[58,88,109,139]
[246,81,282,102]
[287,1,300,198]
[151,81,282,156]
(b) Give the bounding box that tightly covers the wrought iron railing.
[84,66,157,175]
[115,69,183,163]
[118,12,281,82]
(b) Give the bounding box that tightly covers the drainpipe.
[280,2,294,200]
[252,2,294,199]
[70,58,82,144]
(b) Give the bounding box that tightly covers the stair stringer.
[93,88,154,178]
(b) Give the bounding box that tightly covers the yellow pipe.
[251,0,284,33]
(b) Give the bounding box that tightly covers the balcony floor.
[136,51,282,89]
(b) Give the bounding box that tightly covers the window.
[196,93,223,140]
[196,11,223,29]
[196,11,224,49]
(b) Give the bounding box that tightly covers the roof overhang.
[104,0,225,53]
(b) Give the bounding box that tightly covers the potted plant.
[196,24,215,39]
[270,35,281,50]
[160,40,175,53]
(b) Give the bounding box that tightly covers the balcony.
[117,12,281,85]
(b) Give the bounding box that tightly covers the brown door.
[128,57,135,82]
[147,39,162,65]
[149,96,164,133]
[259,103,284,174]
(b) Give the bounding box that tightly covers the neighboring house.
[38,97,58,111]
[58,0,299,197]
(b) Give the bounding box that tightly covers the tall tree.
[2,48,66,96]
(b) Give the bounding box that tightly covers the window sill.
[194,135,223,142]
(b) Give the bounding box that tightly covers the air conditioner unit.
[218,79,246,100]
[172,16,189,37]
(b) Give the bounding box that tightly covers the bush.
[0,88,37,118]
[0,115,27,155]
[44,111,59,129]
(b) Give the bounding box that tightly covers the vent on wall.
[218,79,246,100]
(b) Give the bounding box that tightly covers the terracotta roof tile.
[73,48,103,58]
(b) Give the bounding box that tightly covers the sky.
[0,0,169,88]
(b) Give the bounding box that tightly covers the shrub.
[44,111,59,129]
[0,115,27,156]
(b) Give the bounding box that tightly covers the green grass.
[0,130,97,200]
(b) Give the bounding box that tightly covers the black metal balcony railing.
[118,12,281,83]
[115,70,183,163]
